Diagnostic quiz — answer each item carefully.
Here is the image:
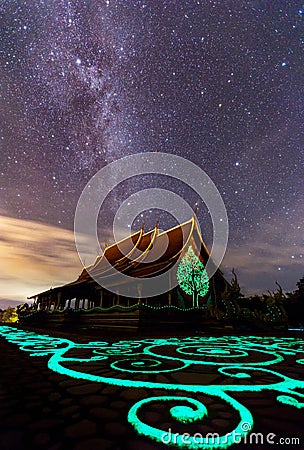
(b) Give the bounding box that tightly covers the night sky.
[0,0,303,306]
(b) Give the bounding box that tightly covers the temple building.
[19,216,231,330]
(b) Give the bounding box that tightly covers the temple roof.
[29,215,211,298]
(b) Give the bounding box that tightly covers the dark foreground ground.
[0,325,303,450]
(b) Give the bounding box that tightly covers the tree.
[2,306,18,323]
[284,275,304,324]
[221,269,242,320]
[296,275,304,298]
[177,246,209,307]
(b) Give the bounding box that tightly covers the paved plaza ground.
[0,325,303,450]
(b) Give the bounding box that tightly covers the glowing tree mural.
[177,246,209,307]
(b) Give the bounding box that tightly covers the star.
[0,0,302,299]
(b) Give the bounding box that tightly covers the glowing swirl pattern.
[1,326,304,449]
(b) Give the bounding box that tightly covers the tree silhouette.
[221,268,242,319]
[296,275,304,298]
[177,246,209,307]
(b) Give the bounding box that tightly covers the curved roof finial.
[193,202,198,216]
[141,220,146,231]
[155,215,160,229]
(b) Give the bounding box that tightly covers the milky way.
[0,0,303,295]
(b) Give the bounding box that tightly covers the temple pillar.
[56,292,62,310]
[137,284,142,305]
[168,270,172,306]
[99,290,103,308]
[168,291,172,306]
